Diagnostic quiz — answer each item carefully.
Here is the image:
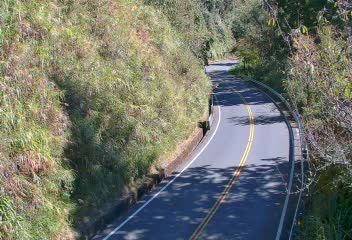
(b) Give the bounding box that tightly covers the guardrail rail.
[248,79,307,240]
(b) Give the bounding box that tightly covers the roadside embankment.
[78,121,212,239]
[0,1,211,239]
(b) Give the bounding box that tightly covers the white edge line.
[275,107,295,240]
[102,100,222,240]
[250,84,295,240]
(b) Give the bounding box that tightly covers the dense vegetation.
[0,0,217,238]
[1,0,351,239]
[145,0,236,62]
[230,0,352,239]
[286,2,352,239]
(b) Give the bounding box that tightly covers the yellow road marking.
[190,92,255,240]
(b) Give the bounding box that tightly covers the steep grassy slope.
[0,0,210,238]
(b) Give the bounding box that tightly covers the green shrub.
[300,167,352,240]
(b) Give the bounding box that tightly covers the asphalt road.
[93,59,291,240]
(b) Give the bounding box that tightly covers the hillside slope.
[0,0,212,238]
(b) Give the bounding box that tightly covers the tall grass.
[0,0,210,238]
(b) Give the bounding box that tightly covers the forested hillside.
[145,0,236,61]
[1,0,351,239]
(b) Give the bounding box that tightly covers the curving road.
[93,59,292,240]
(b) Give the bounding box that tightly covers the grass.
[0,0,211,238]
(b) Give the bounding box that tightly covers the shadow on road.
[108,158,291,240]
[97,61,294,240]
[227,115,284,126]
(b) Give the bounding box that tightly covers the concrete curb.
[78,126,207,239]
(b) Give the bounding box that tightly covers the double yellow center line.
[190,91,255,240]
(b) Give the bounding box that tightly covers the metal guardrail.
[248,79,306,240]
[206,60,305,238]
